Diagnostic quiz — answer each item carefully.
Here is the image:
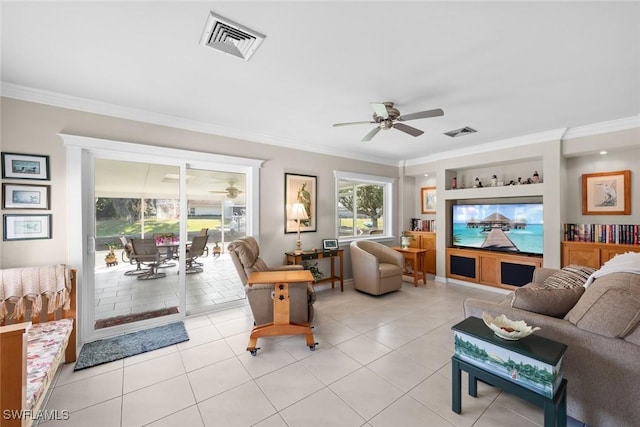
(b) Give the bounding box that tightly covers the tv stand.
[446,247,543,290]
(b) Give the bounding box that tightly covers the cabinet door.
[601,247,639,264]
[562,244,600,268]
[420,234,436,274]
[479,255,499,286]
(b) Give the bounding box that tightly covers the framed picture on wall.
[285,173,317,233]
[582,170,631,215]
[2,183,51,209]
[3,214,52,241]
[421,186,436,214]
[1,152,50,180]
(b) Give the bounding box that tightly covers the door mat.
[74,321,189,371]
[94,306,180,329]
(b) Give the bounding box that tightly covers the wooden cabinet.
[446,247,543,290]
[405,231,436,274]
[561,241,640,268]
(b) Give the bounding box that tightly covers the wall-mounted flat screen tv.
[452,203,543,255]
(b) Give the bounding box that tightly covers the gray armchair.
[350,240,404,295]
[228,236,316,325]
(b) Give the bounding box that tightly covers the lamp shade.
[288,203,309,221]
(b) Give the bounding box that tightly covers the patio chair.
[184,235,208,274]
[130,238,167,280]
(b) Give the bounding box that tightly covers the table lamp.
[289,203,308,254]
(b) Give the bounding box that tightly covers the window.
[335,171,394,240]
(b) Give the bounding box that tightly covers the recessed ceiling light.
[600,150,608,155]
[424,174,429,177]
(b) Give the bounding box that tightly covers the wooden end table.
[285,249,344,291]
[246,270,317,356]
[391,246,428,286]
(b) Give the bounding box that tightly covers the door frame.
[62,133,264,344]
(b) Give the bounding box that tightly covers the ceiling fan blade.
[397,108,444,121]
[393,122,424,137]
[370,102,389,119]
[333,121,375,127]
[362,127,381,141]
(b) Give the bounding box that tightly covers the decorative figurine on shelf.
[491,175,498,187]
[532,171,540,183]
[452,176,457,189]
[516,177,522,185]
[474,177,482,188]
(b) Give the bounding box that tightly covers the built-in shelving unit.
[561,241,640,269]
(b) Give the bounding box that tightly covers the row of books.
[410,219,436,232]
[563,223,639,245]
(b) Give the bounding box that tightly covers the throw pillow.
[543,265,596,289]
[511,286,585,318]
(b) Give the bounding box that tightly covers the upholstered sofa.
[463,262,640,427]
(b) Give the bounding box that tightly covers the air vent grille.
[444,126,477,137]
[200,12,265,61]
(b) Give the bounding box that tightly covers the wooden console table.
[246,270,317,356]
[285,249,344,292]
[392,246,428,286]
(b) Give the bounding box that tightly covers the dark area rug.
[74,321,189,371]
[94,307,180,329]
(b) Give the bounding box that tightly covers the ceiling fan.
[333,102,444,141]
[209,182,243,199]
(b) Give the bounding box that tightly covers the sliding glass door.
[93,159,182,331]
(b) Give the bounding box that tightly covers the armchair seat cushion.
[379,263,402,278]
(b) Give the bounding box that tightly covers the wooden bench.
[0,265,77,427]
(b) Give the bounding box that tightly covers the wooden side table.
[285,249,344,291]
[451,317,568,427]
[391,246,428,286]
[246,270,317,356]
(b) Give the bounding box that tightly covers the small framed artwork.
[3,214,52,241]
[285,173,317,233]
[322,238,338,250]
[421,186,436,214]
[1,152,50,180]
[2,183,51,209]
[582,170,631,215]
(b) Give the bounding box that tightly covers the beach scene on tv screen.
[453,203,543,254]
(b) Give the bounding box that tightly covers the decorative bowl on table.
[482,312,541,340]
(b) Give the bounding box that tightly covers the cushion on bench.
[26,318,74,411]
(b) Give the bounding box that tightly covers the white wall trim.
[406,129,567,166]
[562,115,640,140]
[3,82,398,166]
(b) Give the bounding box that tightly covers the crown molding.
[0,82,398,166]
[562,115,640,139]
[405,128,566,166]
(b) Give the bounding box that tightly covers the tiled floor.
[94,250,246,324]
[42,278,579,427]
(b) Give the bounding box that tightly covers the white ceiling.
[1,1,639,165]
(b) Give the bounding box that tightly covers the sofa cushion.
[566,272,640,338]
[542,264,596,289]
[511,286,585,318]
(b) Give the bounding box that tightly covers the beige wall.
[0,97,398,270]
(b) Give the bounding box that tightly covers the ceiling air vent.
[444,126,477,138]
[199,11,266,61]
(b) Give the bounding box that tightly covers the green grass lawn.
[96,218,223,237]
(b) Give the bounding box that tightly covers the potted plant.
[401,231,414,249]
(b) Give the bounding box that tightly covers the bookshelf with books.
[562,223,640,268]
[563,223,639,245]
